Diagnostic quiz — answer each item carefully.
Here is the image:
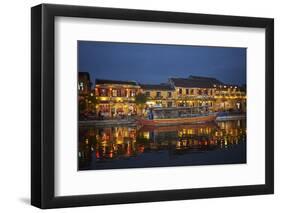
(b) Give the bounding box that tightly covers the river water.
[78,119,246,170]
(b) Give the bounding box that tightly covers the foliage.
[135,93,147,106]
[88,94,97,105]
[135,93,147,116]
[79,100,87,112]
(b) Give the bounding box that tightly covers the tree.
[79,99,87,114]
[135,93,147,116]
[87,93,98,113]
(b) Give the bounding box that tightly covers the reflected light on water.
[79,120,246,170]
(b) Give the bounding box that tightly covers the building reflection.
[79,120,246,169]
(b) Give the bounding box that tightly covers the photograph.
[29,2,274,209]
[78,41,247,170]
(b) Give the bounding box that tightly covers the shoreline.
[79,114,246,127]
[216,114,246,121]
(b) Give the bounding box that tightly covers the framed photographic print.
[31,3,274,209]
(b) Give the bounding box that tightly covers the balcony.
[177,94,214,100]
[97,96,136,102]
[154,96,163,100]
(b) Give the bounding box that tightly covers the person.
[149,108,154,120]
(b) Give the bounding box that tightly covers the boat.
[138,106,217,126]
[139,121,218,132]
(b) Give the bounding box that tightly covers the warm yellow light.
[187,129,193,134]
[143,132,150,139]
[100,97,108,101]
[146,101,155,105]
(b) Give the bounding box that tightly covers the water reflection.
[79,120,246,170]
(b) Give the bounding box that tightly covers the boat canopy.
[150,106,210,119]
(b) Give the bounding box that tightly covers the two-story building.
[95,79,141,118]
[213,83,246,112]
[169,76,246,112]
[79,72,246,117]
[169,76,217,109]
[140,83,176,108]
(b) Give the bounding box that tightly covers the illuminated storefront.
[169,76,246,112]
[140,83,176,108]
[78,72,247,117]
[95,79,141,118]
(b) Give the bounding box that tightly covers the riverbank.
[79,113,246,126]
[216,114,246,121]
[79,118,137,127]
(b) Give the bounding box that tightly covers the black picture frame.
[31,3,274,209]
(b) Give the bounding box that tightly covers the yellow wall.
[92,84,246,115]
[174,87,215,97]
[143,90,174,99]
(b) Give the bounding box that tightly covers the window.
[186,89,189,95]
[168,92,172,97]
[204,89,208,95]
[178,88,182,95]
[112,89,117,97]
[78,82,84,91]
[117,89,121,97]
[190,89,194,95]
[146,91,150,97]
[130,90,136,97]
[100,88,108,96]
[156,92,161,97]
[167,102,173,107]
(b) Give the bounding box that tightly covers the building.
[213,81,246,112]
[169,76,217,108]
[79,73,246,118]
[94,79,141,117]
[140,83,176,108]
[169,76,246,112]
[78,72,94,113]
[78,72,92,95]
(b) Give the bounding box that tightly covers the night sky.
[78,41,246,86]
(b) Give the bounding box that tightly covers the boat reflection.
[79,120,246,170]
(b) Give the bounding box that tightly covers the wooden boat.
[138,106,217,126]
[139,121,218,132]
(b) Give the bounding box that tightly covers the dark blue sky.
[78,41,246,86]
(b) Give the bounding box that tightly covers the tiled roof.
[140,83,175,91]
[170,75,224,88]
[96,79,138,86]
